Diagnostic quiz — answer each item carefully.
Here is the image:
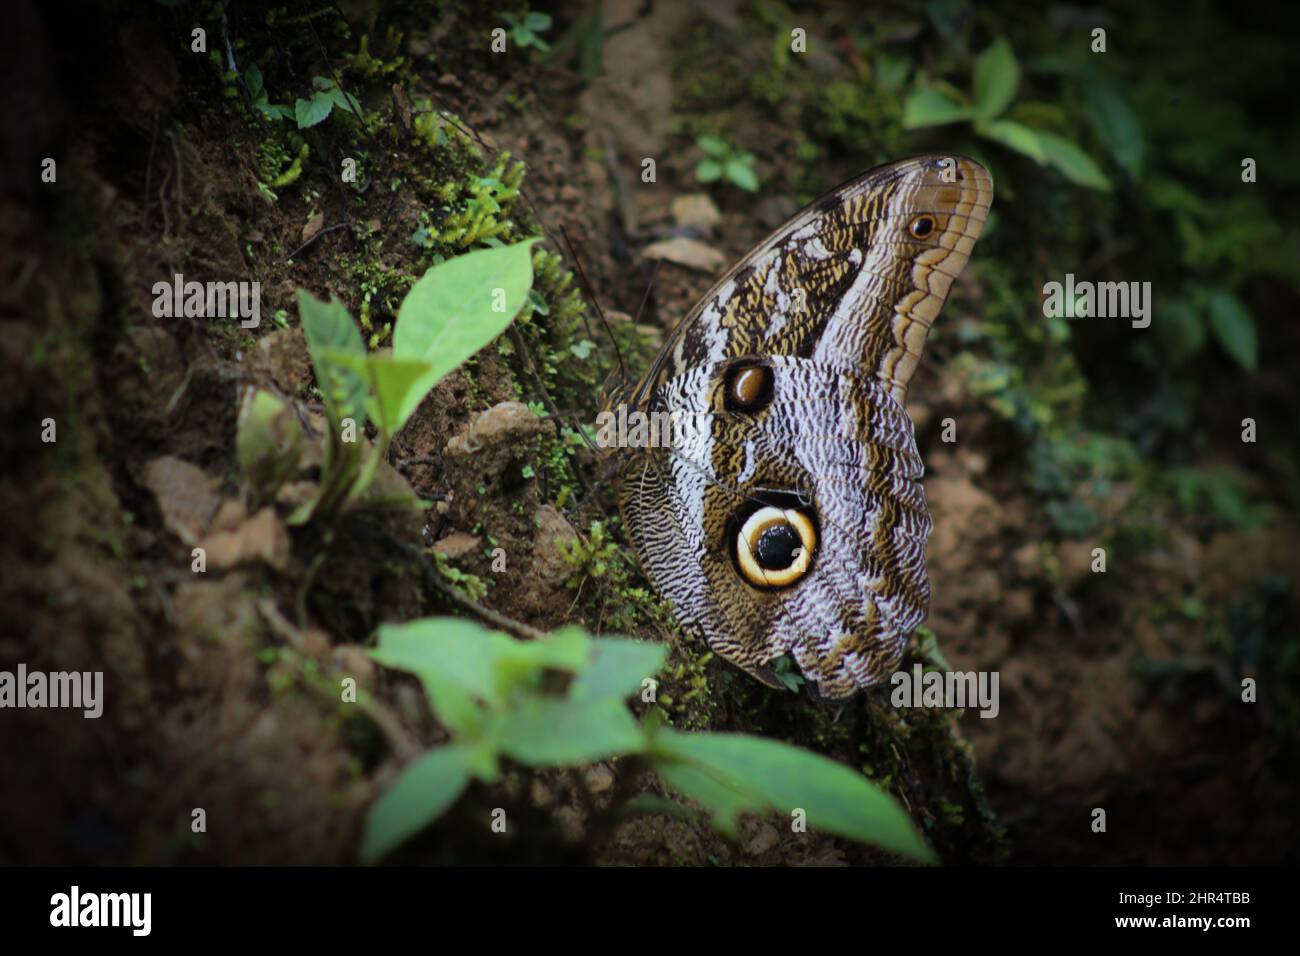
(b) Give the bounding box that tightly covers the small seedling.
[235,239,542,525]
[359,617,936,865]
[695,135,759,192]
[902,37,1112,191]
[502,10,553,51]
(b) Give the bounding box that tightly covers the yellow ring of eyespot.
[908,214,936,239]
[735,506,816,588]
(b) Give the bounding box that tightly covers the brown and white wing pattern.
[612,155,992,698]
[630,155,992,407]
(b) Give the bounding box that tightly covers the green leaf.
[508,624,590,673]
[972,38,1019,119]
[410,667,485,738]
[295,93,333,128]
[297,290,368,427]
[1205,289,1258,370]
[244,62,265,99]
[1155,298,1206,361]
[1147,175,1208,215]
[391,240,539,427]
[724,157,759,192]
[366,354,436,436]
[326,87,362,116]
[371,617,526,711]
[489,697,645,766]
[651,730,936,862]
[570,639,668,701]
[1084,81,1144,178]
[696,134,729,156]
[236,387,303,499]
[359,745,473,863]
[975,118,1046,163]
[901,86,974,128]
[327,350,437,437]
[524,11,552,31]
[257,100,293,122]
[1035,130,1112,191]
[874,52,911,92]
[656,760,755,839]
[620,793,697,822]
[370,618,591,717]
[312,76,362,117]
[695,158,722,183]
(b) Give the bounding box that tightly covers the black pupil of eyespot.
[754,523,801,570]
[913,217,933,236]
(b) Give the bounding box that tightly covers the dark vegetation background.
[1,0,1297,864]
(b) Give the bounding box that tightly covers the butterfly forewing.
[635,155,991,407]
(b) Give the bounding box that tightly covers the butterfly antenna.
[633,258,662,326]
[559,224,627,385]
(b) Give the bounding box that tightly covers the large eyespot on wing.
[729,496,818,590]
[629,155,992,410]
[621,356,933,698]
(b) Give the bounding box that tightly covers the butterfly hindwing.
[618,356,930,697]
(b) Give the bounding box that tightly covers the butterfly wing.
[628,155,992,408]
[620,356,931,697]
[615,155,992,697]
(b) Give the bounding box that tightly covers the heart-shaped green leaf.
[972,38,1019,119]
[391,239,540,427]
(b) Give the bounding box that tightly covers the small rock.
[742,821,781,857]
[582,763,616,795]
[642,236,726,273]
[1013,541,1043,580]
[248,328,311,393]
[172,575,260,646]
[301,211,325,242]
[959,448,989,475]
[432,532,481,561]
[202,508,291,572]
[445,401,549,459]
[298,627,332,661]
[1057,539,1098,592]
[142,456,223,547]
[671,193,721,233]
[210,498,248,533]
[554,805,585,842]
[532,505,578,585]
[1002,587,1036,625]
[529,778,555,808]
[333,645,376,689]
[275,481,318,509]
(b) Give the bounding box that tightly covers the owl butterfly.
[601,155,992,699]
